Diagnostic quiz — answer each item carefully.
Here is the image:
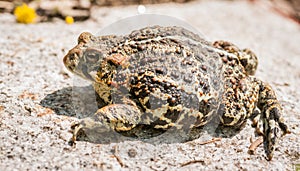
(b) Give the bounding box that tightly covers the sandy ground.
[1,0,300,170]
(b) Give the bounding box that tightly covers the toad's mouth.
[81,64,95,82]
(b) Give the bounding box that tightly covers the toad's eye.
[84,49,100,63]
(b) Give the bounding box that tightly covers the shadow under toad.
[40,85,244,145]
[40,85,100,119]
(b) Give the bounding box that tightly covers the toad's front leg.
[71,103,142,143]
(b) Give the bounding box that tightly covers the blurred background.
[0,0,299,24]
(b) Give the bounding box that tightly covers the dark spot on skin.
[102,72,110,79]
[167,97,179,107]
[201,65,207,71]
[240,58,248,68]
[138,69,145,75]
[199,98,217,116]
[222,57,228,63]
[141,77,147,84]
[130,76,138,85]
[151,119,168,129]
[163,82,171,89]
[202,83,210,94]
[159,39,167,44]
[139,89,150,97]
[67,64,76,71]
[193,114,210,126]
[145,100,151,109]
[129,43,137,49]
[175,47,181,54]
[279,122,289,133]
[233,114,247,128]
[69,53,75,61]
[269,107,279,121]
[111,47,118,53]
[199,80,204,86]
[170,38,180,44]
[137,45,146,51]
[226,68,233,75]
[130,87,140,95]
[230,78,236,85]
[163,109,180,123]
[155,67,165,75]
[222,115,234,125]
[181,59,194,67]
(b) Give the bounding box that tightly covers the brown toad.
[63,26,290,160]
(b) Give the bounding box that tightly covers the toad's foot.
[70,104,141,143]
[257,81,290,160]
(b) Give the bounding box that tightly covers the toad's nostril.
[69,53,75,61]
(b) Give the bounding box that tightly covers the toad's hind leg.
[218,77,290,160]
[71,104,141,143]
[256,81,290,160]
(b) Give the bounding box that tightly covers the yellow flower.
[65,16,74,24]
[14,3,37,24]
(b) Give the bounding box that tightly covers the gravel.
[0,0,299,170]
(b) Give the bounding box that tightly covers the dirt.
[0,0,299,170]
